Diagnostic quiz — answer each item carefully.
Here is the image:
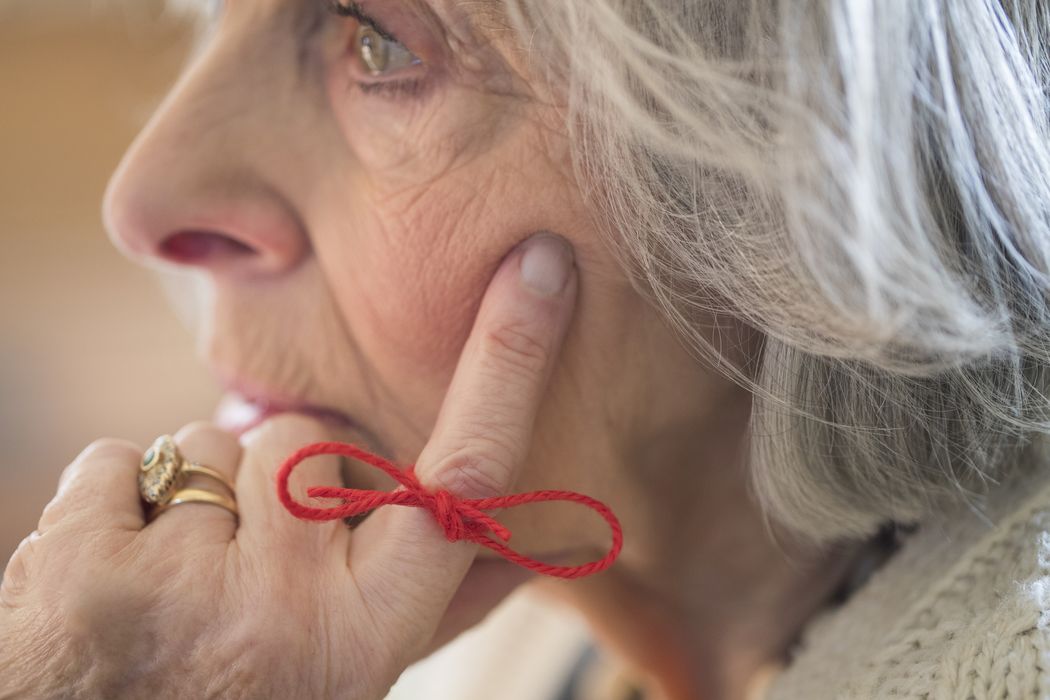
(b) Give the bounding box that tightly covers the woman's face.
[103,0,699,647]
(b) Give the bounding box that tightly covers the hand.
[0,233,577,700]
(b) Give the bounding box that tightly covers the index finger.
[352,233,577,623]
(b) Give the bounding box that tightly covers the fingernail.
[519,233,574,297]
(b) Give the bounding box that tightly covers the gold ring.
[139,435,236,510]
[147,488,239,522]
[181,462,236,496]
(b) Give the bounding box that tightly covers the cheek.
[315,177,514,425]
[317,82,591,447]
[355,226,491,382]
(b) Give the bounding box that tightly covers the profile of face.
[103,0,728,651]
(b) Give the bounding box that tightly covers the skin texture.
[1,238,578,699]
[1,1,851,698]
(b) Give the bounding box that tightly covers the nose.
[103,41,309,278]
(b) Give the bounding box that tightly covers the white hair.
[501,0,1050,539]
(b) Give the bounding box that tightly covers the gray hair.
[163,0,1050,540]
[502,0,1050,539]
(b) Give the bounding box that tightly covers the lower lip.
[214,393,356,437]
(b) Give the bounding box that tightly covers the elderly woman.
[3,0,1050,698]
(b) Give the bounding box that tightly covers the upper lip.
[216,370,311,408]
[211,369,358,433]
[211,370,403,495]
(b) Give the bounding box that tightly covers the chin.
[417,558,538,659]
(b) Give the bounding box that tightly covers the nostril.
[159,231,257,266]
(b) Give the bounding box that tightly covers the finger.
[236,413,348,562]
[39,439,145,533]
[354,233,577,619]
[145,422,242,542]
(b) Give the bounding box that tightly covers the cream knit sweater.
[767,456,1050,699]
[388,454,1050,699]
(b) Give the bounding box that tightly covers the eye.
[326,1,433,100]
[354,24,422,77]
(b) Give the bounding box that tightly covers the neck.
[537,383,857,700]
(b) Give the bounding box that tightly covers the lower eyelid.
[356,77,429,99]
[344,50,434,100]
[350,73,432,101]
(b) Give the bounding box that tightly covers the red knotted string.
[276,441,623,579]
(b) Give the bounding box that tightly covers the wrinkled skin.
[1,238,577,698]
[1,0,765,697]
[101,0,694,576]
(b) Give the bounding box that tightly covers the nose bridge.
[106,23,283,215]
[153,3,331,173]
[102,10,318,273]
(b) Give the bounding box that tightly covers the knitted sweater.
[388,454,1050,699]
[766,456,1050,699]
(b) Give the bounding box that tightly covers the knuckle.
[174,420,224,441]
[77,438,141,464]
[455,411,520,456]
[431,441,515,499]
[241,413,327,460]
[265,412,323,433]
[37,496,68,531]
[57,437,140,493]
[1,531,42,605]
[479,320,551,377]
[39,487,108,533]
[175,421,241,472]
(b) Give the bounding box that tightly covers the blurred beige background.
[0,3,217,564]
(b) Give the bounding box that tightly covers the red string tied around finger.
[276,441,623,579]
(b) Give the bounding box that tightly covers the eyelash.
[324,1,427,100]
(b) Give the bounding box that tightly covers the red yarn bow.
[276,442,623,579]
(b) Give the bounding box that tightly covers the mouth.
[210,374,397,501]
[209,369,365,440]
[213,381,359,438]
